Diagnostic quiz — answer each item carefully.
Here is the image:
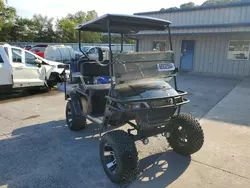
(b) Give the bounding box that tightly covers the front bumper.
[106,90,189,113]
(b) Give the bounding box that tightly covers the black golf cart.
[61,14,204,184]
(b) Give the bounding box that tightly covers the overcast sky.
[7,0,205,19]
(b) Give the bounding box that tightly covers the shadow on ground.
[0,120,116,188]
[0,119,191,188]
[123,151,191,188]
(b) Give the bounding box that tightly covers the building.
[134,2,250,77]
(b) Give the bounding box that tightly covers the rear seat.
[78,60,111,114]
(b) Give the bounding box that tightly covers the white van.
[0,44,67,93]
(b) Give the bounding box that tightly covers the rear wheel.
[167,113,204,155]
[99,130,139,184]
[66,101,86,131]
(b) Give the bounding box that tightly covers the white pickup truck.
[0,44,68,93]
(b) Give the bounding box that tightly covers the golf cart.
[61,14,204,184]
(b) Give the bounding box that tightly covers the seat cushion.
[86,84,110,91]
[86,84,110,114]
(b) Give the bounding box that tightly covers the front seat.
[79,60,111,114]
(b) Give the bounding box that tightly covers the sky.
[7,0,205,19]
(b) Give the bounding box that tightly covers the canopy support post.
[167,26,173,51]
[107,19,113,79]
[120,33,124,53]
[78,31,83,53]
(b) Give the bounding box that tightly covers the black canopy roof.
[75,14,171,33]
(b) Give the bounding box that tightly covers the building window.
[152,41,167,51]
[227,40,250,60]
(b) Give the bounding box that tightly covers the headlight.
[150,98,174,107]
[125,102,149,109]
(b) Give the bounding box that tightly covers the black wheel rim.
[103,143,117,174]
[67,104,73,128]
[175,125,188,146]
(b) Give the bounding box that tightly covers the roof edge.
[170,22,250,29]
[134,2,250,15]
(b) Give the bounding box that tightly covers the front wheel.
[99,130,139,184]
[167,113,204,155]
[66,101,86,131]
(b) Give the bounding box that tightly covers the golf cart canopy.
[75,14,171,33]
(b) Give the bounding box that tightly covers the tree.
[202,0,243,6]
[32,14,55,42]
[0,4,112,43]
[9,17,37,42]
[160,7,179,11]
[56,10,101,43]
[0,2,17,41]
[180,2,196,9]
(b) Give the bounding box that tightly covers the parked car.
[78,46,109,61]
[29,44,48,58]
[0,44,68,93]
[24,45,33,50]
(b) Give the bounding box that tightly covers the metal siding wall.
[205,36,212,72]
[197,35,205,72]
[217,36,227,74]
[144,6,250,27]
[241,6,248,22]
[138,33,250,76]
[212,35,220,73]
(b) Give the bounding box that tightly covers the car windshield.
[113,51,175,84]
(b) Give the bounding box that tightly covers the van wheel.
[66,101,86,131]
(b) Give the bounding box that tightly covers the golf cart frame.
[64,14,189,136]
[61,14,204,184]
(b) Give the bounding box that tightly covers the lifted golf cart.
[61,14,204,184]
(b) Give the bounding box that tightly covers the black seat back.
[79,60,110,77]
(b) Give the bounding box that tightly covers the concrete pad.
[172,74,241,119]
[192,78,250,179]
[129,77,250,187]
[129,152,250,188]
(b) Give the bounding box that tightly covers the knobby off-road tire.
[167,113,204,155]
[66,101,86,131]
[99,130,139,184]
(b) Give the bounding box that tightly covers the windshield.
[80,46,91,52]
[113,51,175,84]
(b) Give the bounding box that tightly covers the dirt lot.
[0,74,241,188]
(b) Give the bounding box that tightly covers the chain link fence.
[2,42,135,52]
